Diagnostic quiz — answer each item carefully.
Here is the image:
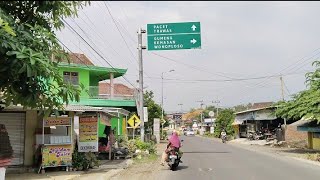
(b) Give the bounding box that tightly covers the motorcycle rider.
[160,130,182,166]
[221,129,227,142]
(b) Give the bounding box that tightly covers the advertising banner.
[79,116,98,152]
[44,117,71,126]
[41,145,72,167]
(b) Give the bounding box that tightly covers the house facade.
[297,120,320,150]
[0,53,136,170]
[233,103,284,138]
[58,53,137,137]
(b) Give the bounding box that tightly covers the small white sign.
[144,107,148,122]
[153,118,160,144]
[209,111,215,117]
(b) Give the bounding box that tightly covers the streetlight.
[161,69,175,137]
[178,103,183,113]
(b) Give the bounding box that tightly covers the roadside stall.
[38,116,73,173]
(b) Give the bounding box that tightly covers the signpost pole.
[138,27,145,142]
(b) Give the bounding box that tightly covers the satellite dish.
[209,111,215,117]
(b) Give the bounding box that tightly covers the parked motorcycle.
[254,131,265,140]
[247,131,254,140]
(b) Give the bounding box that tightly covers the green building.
[58,53,137,137]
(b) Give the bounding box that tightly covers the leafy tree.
[233,103,253,112]
[214,109,235,137]
[0,1,89,116]
[143,90,163,131]
[276,61,320,123]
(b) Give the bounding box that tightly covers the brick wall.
[285,125,308,147]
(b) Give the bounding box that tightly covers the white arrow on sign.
[191,25,197,31]
[190,39,197,44]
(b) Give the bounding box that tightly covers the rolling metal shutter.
[0,113,25,166]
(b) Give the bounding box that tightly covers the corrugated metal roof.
[235,106,275,115]
[63,105,102,112]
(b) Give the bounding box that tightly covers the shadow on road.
[173,165,188,171]
[183,151,230,154]
[279,148,320,154]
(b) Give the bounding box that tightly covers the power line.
[80,10,139,71]
[149,52,238,80]
[65,36,133,87]
[229,48,320,100]
[61,19,136,88]
[102,2,152,79]
[56,39,129,95]
[98,5,242,80]
[103,2,138,62]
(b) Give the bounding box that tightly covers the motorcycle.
[221,134,227,143]
[167,140,183,171]
[253,131,265,140]
[247,131,254,141]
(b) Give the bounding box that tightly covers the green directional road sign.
[147,34,201,51]
[147,22,201,51]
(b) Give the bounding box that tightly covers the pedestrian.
[0,124,13,180]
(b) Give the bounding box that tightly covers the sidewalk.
[6,159,131,180]
[6,142,166,180]
[110,142,167,180]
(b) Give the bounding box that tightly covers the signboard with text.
[78,116,98,152]
[44,117,71,126]
[147,22,201,51]
[41,144,72,167]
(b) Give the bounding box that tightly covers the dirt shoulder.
[110,142,167,180]
[228,139,320,165]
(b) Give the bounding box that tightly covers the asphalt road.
[154,136,320,180]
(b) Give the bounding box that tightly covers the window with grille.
[63,72,79,85]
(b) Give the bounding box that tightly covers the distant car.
[183,129,187,135]
[185,130,195,136]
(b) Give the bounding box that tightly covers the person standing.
[0,124,13,180]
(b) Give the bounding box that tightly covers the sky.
[57,1,320,113]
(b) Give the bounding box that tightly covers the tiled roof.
[99,82,134,95]
[251,102,274,109]
[57,53,94,66]
[68,53,94,65]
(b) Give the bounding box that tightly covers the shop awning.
[232,119,244,125]
[297,120,320,132]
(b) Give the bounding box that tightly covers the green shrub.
[125,138,157,155]
[72,142,99,171]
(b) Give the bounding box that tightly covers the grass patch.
[306,153,320,162]
[133,154,159,164]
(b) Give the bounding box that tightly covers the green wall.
[59,67,90,98]
[98,115,124,138]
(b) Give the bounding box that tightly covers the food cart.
[38,116,73,173]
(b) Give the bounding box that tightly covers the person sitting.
[160,130,182,166]
[0,124,13,180]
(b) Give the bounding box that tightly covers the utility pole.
[196,100,204,123]
[161,70,174,137]
[280,75,285,101]
[138,28,146,141]
[212,100,220,117]
[280,75,287,129]
[178,103,183,113]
